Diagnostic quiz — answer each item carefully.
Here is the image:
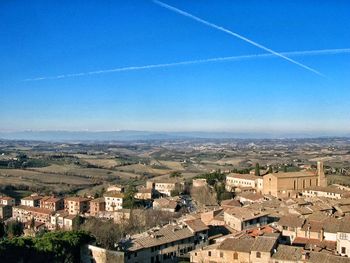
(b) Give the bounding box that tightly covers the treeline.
[0,231,93,263]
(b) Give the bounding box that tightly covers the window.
[342,247,346,254]
[220,252,223,258]
[208,251,211,257]
[233,252,238,259]
[256,252,261,258]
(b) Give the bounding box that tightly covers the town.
[2,146,350,263]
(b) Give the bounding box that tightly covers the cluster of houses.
[3,161,350,262]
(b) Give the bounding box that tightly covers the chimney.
[317,161,327,187]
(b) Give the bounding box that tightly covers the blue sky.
[1,0,349,134]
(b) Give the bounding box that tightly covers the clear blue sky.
[1,0,349,134]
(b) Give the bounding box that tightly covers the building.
[225,173,263,193]
[302,185,349,199]
[104,192,124,211]
[263,161,327,198]
[190,235,278,263]
[0,196,16,206]
[120,220,209,263]
[147,179,183,197]
[90,197,106,216]
[237,192,265,204]
[107,184,124,193]
[12,205,54,223]
[64,197,90,215]
[50,211,78,230]
[153,198,179,212]
[134,188,154,200]
[20,195,42,207]
[40,196,64,211]
[0,204,12,220]
[192,179,207,188]
[224,207,269,231]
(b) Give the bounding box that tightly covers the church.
[263,161,327,198]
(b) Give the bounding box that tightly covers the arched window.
[233,252,238,259]
[256,252,261,258]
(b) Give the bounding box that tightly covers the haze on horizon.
[1,1,349,135]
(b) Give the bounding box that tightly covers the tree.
[6,220,23,238]
[0,221,5,238]
[123,184,137,209]
[170,171,182,178]
[255,163,260,176]
[268,165,273,174]
[29,218,35,230]
[72,216,84,231]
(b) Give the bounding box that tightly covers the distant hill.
[1,130,349,142]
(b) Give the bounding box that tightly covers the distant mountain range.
[0,130,349,142]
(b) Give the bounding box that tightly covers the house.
[147,179,183,197]
[225,173,263,193]
[237,192,265,204]
[0,204,12,220]
[107,184,124,193]
[224,207,269,231]
[64,197,90,215]
[40,196,64,211]
[104,191,124,211]
[21,195,42,207]
[120,221,208,263]
[12,205,54,224]
[263,161,327,198]
[153,198,179,212]
[134,187,154,200]
[50,211,78,230]
[302,185,349,199]
[190,235,278,263]
[90,197,106,216]
[337,217,350,257]
[0,196,16,206]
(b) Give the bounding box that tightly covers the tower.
[317,161,327,187]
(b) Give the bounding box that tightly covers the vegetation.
[0,231,93,263]
[255,163,260,176]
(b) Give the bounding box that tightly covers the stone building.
[90,197,106,216]
[225,173,263,193]
[263,161,327,198]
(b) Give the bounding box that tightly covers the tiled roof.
[65,197,90,202]
[250,236,278,252]
[104,191,124,198]
[224,207,268,221]
[277,215,305,228]
[271,245,303,261]
[14,205,54,215]
[226,173,260,181]
[218,237,255,252]
[184,219,209,233]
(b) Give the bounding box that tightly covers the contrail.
[153,0,324,77]
[24,48,350,81]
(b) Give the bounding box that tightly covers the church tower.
[317,161,327,187]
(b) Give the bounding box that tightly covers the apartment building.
[104,191,124,211]
[20,195,42,207]
[40,196,64,211]
[64,197,90,215]
[12,205,54,223]
[224,207,269,231]
[90,197,106,216]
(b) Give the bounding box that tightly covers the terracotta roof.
[153,198,178,210]
[266,171,316,178]
[250,235,278,252]
[238,192,264,201]
[224,207,269,221]
[220,199,241,207]
[22,195,42,201]
[90,197,105,203]
[278,215,305,228]
[184,219,209,233]
[218,237,255,252]
[14,205,54,215]
[65,197,90,202]
[128,224,193,251]
[104,191,124,198]
[0,196,14,200]
[226,173,260,181]
[271,245,304,261]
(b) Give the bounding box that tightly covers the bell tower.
[317,161,327,187]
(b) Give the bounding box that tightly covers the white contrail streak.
[153,0,324,77]
[24,48,350,81]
